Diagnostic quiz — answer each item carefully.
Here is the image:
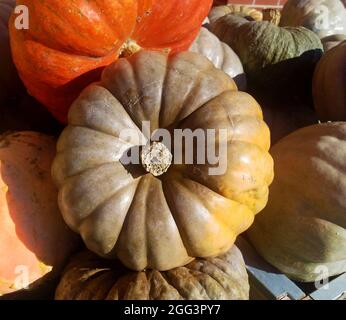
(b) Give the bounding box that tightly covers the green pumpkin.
[209,12,323,97]
[247,122,346,282]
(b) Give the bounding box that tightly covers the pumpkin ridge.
[58,162,140,229]
[163,267,209,299]
[184,268,217,299]
[148,270,181,299]
[114,176,149,268]
[161,177,207,257]
[54,157,132,187]
[78,178,141,236]
[164,57,214,127]
[56,125,134,153]
[188,260,230,297]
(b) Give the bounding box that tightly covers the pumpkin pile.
[0,0,346,301]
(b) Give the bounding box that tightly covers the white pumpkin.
[280,0,346,38]
[189,27,246,91]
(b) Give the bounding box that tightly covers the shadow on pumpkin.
[0,94,63,136]
[27,66,108,124]
[0,10,26,104]
[247,49,324,106]
[247,88,319,146]
[233,73,247,92]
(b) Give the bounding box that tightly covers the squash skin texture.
[55,246,249,300]
[247,122,346,282]
[9,0,212,123]
[52,51,274,271]
[0,132,80,296]
[209,12,323,95]
[209,14,323,78]
[313,41,346,121]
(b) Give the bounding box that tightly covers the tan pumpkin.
[248,122,346,282]
[189,27,246,91]
[209,4,263,24]
[313,40,346,120]
[52,50,274,271]
[0,132,80,296]
[55,245,249,300]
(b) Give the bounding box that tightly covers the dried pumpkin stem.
[140,142,172,177]
[120,39,141,57]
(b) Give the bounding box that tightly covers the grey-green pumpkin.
[209,11,323,96]
[247,122,346,282]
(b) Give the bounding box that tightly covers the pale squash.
[52,51,274,271]
[280,0,346,38]
[248,122,346,282]
[189,27,246,90]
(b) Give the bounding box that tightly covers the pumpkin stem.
[140,142,172,177]
[120,39,141,57]
[262,9,281,26]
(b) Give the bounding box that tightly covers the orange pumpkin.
[0,132,80,296]
[9,0,212,123]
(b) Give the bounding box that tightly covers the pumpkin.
[55,245,249,300]
[9,0,212,123]
[321,34,346,51]
[209,4,263,24]
[209,11,323,96]
[51,50,274,271]
[312,40,346,120]
[247,122,346,282]
[0,0,23,102]
[280,0,346,39]
[189,27,246,91]
[0,132,80,296]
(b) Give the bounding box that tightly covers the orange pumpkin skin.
[0,132,80,296]
[9,0,212,123]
